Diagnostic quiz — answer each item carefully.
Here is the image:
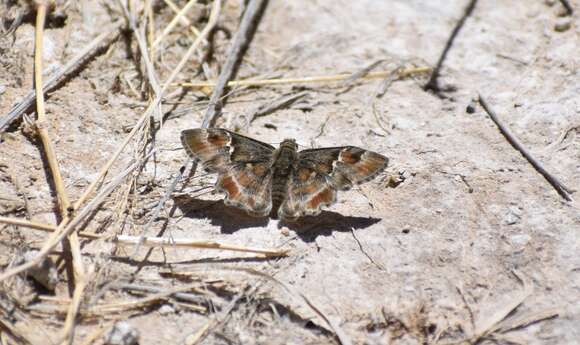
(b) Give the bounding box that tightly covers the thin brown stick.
[201,0,269,127]
[249,91,308,122]
[424,0,478,94]
[0,23,123,133]
[178,67,430,90]
[558,0,573,15]
[478,95,573,201]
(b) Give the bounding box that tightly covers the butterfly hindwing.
[278,146,388,219]
[278,160,337,220]
[181,128,275,216]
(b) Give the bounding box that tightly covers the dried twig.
[0,216,288,257]
[424,0,478,93]
[478,95,574,201]
[558,0,573,15]
[110,282,221,306]
[119,0,162,121]
[31,4,86,343]
[178,67,430,90]
[249,91,308,122]
[153,0,203,48]
[201,0,270,127]
[117,234,288,257]
[0,23,124,133]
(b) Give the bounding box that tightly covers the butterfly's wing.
[279,146,388,220]
[181,128,275,216]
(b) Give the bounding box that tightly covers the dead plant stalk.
[32,3,86,344]
[177,67,431,90]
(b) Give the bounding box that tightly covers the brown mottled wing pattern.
[278,146,388,219]
[181,128,275,217]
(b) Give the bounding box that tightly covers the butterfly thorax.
[270,139,298,216]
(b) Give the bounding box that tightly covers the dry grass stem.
[472,279,533,342]
[116,234,288,257]
[128,0,221,255]
[183,321,211,345]
[0,216,287,256]
[164,0,205,38]
[0,216,56,232]
[32,4,87,343]
[177,67,430,90]
[153,0,200,48]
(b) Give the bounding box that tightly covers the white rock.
[104,321,139,345]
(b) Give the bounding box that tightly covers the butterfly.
[181,128,388,220]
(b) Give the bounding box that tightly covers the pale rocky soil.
[0,1,579,344]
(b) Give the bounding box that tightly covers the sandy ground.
[1,0,579,344]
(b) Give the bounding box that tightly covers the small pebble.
[21,250,59,291]
[554,17,572,32]
[280,227,290,236]
[158,304,174,315]
[105,321,139,345]
[544,0,556,6]
[466,102,477,114]
[510,234,531,248]
[503,208,522,225]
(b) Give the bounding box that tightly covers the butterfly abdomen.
[270,139,298,217]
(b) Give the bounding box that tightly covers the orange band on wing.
[219,174,241,200]
[306,187,335,210]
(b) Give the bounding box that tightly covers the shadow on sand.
[173,196,381,242]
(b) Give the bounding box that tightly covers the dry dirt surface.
[0,0,579,344]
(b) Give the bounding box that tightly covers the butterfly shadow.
[174,195,381,240]
[279,211,381,242]
[173,196,270,233]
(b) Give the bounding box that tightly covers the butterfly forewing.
[181,128,275,216]
[298,146,389,189]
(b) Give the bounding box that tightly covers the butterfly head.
[279,138,298,151]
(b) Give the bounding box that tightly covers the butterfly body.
[181,128,388,220]
[271,139,299,214]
